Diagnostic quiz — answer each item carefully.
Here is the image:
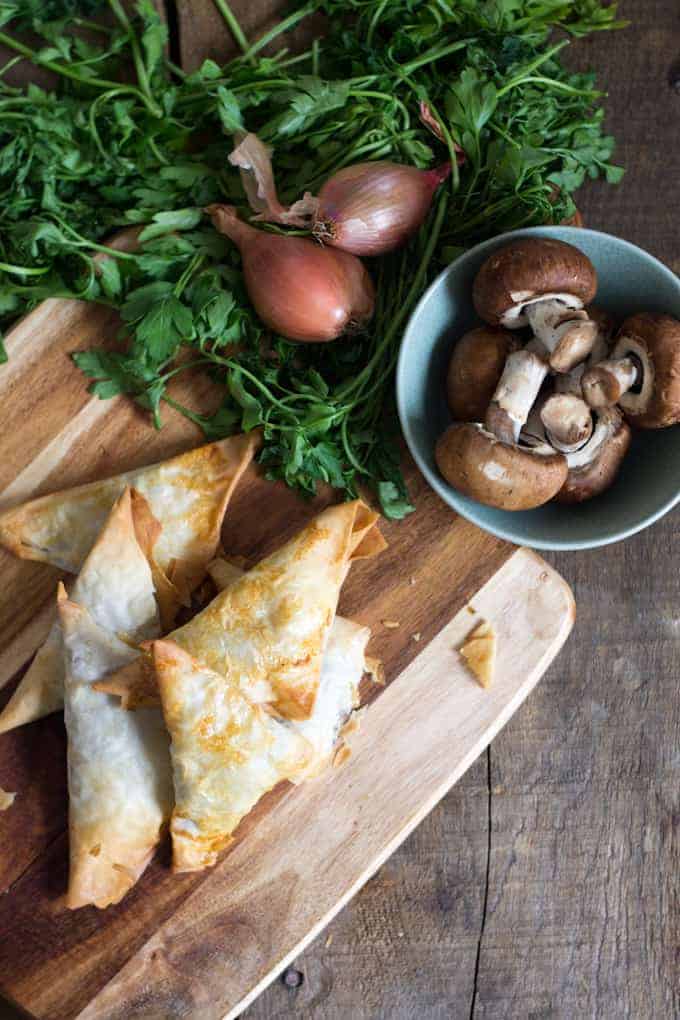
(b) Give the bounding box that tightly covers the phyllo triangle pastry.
[57,489,172,908]
[153,640,311,873]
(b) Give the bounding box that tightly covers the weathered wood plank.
[178,0,323,72]
[241,0,680,1017]
[43,550,570,1020]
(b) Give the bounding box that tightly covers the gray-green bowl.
[396,226,680,550]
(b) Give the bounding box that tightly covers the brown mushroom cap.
[556,410,631,503]
[446,326,518,421]
[612,313,680,428]
[435,422,568,511]
[472,238,597,327]
[588,306,617,343]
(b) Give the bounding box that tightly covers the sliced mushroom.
[555,306,617,397]
[446,326,519,421]
[435,422,568,511]
[556,408,631,503]
[581,313,680,427]
[540,393,594,453]
[485,348,549,444]
[472,238,598,372]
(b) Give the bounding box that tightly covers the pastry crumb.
[382,619,400,629]
[365,657,385,686]
[0,786,15,811]
[467,604,476,615]
[409,576,416,586]
[412,632,421,642]
[325,933,334,948]
[459,620,497,689]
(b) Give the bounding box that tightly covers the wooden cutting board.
[0,287,574,1018]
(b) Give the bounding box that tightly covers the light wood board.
[0,4,573,1012]
[0,538,573,1019]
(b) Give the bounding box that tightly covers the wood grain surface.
[0,256,566,1018]
[0,551,573,1020]
[0,1,678,1018]
[172,2,680,1019]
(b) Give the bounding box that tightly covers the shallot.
[208,205,374,343]
[312,160,451,256]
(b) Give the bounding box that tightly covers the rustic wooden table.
[238,4,680,1017]
[0,2,678,1019]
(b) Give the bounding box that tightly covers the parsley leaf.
[0,0,625,518]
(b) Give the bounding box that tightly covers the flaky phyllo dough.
[0,434,258,735]
[101,500,384,721]
[208,558,371,779]
[58,489,172,909]
[153,640,312,872]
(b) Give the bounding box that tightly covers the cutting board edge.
[65,546,573,1020]
[220,546,574,1020]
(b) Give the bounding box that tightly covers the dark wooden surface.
[238,3,680,1018]
[1,2,678,1018]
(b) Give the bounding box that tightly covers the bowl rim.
[396,225,680,551]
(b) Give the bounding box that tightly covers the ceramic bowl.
[396,226,680,550]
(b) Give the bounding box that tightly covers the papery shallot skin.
[313,161,451,256]
[208,205,374,343]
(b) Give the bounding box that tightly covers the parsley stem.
[174,254,205,297]
[106,0,163,118]
[0,56,22,80]
[504,76,602,97]
[239,2,315,61]
[0,262,51,276]
[0,29,159,115]
[207,353,300,416]
[212,0,251,56]
[366,0,391,48]
[495,41,569,97]
[350,90,411,129]
[400,38,472,76]
[339,191,448,404]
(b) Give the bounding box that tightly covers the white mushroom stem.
[525,300,598,373]
[539,393,593,453]
[519,405,547,448]
[564,409,621,470]
[554,320,613,397]
[485,349,548,444]
[581,357,638,408]
[554,362,585,397]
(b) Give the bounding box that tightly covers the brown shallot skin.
[208,205,374,343]
[313,161,451,256]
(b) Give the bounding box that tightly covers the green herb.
[0,0,625,517]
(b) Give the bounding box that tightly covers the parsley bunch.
[0,0,625,517]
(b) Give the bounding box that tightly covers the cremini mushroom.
[484,346,550,444]
[539,393,594,453]
[556,408,631,503]
[446,326,518,421]
[581,313,680,427]
[473,237,598,372]
[435,422,568,511]
[555,306,616,397]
